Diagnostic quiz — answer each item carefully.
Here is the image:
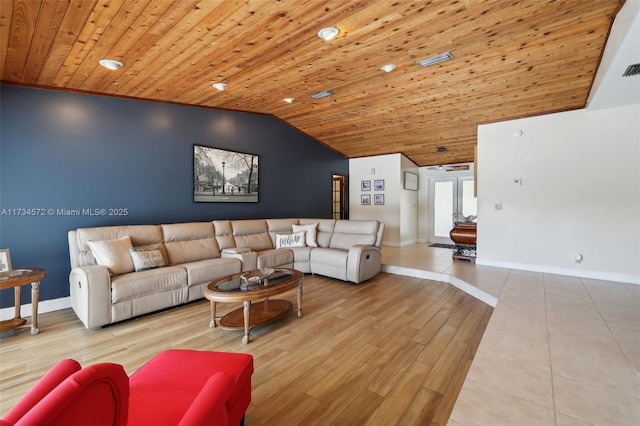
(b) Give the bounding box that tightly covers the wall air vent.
[622,63,640,77]
[310,90,334,99]
[417,52,454,67]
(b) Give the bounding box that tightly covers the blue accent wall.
[0,85,348,308]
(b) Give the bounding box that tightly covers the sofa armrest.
[346,245,382,284]
[221,248,257,272]
[69,265,112,329]
[177,372,235,426]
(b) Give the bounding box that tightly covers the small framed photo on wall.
[374,194,385,205]
[0,249,12,276]
[361,180,371,191]
[361,194,371,205]
[374,179,385,191]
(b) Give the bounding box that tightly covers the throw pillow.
[129,246,165,272]
[275,231,306,249]
[292,223,318,247]
[87,236,135,275]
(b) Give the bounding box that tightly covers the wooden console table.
[0,268,46,335]
[450,222,477,261]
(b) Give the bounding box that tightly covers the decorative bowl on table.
[240,268,275,288]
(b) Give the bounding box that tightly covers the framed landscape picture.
[374,179,384,191]
[193,145,259,203]
[374,194,385,205]
[361,180,371,191]
[361,194,371,205]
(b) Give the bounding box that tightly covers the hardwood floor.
[0,272,492,425]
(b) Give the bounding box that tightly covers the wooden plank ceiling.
[0,0,623,166]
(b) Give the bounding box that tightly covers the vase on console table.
[449,221,477,261]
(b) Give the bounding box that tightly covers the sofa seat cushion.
[310,247,348,267]
[111,266,187,303]
[179,258,241,287]
[310,248,349,281]
[129,350,253,426]
[257,249,294,268]
[290,246,312,262]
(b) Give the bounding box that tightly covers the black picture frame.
[374,194,385,205]
[361,180,371,191]
[193,144,259,202]
[361,194,371,205]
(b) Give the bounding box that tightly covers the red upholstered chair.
[1,359,81,425]
[2,350,254,426]
[128,349,254,426]
[1,361,129,426]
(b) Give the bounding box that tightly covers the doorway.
[428,176,476,244]
[332,174,349,219]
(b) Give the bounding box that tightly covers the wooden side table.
[0,268,46,335]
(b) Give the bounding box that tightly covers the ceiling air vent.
[417,52,454,67]
[622,63,640,77]
[310,90,334,99]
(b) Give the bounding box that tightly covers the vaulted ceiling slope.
[0,0,624,166]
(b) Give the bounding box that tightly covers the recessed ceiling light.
[416,52,454,67]
[284,97,295,103]
[99,59,123,70]
[317,27,340,41]
[380,64,396,73]
[212,82,228,91]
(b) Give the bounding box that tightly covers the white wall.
[587,0,640,110]
[477,104,640,284]
[400,155,419,245]
[349,153,419,246]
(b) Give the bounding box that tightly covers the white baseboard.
[0,297,71,321]
[475,258,640,285]
[382,241,402,247]
[382,239,419,248]
[382,265,498,307]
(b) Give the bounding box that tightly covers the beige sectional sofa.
[68,218,384,328]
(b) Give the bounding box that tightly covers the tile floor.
[381,244,640,426]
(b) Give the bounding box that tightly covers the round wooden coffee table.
[204,268,303,344]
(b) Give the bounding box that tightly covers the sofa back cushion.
[266,218,299,246]
[329,220,379,250]
[212,220,235,250]
[162,222,220,265]
[300,219,335,248]
[231,220,273,251]
[75,225,164,268]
